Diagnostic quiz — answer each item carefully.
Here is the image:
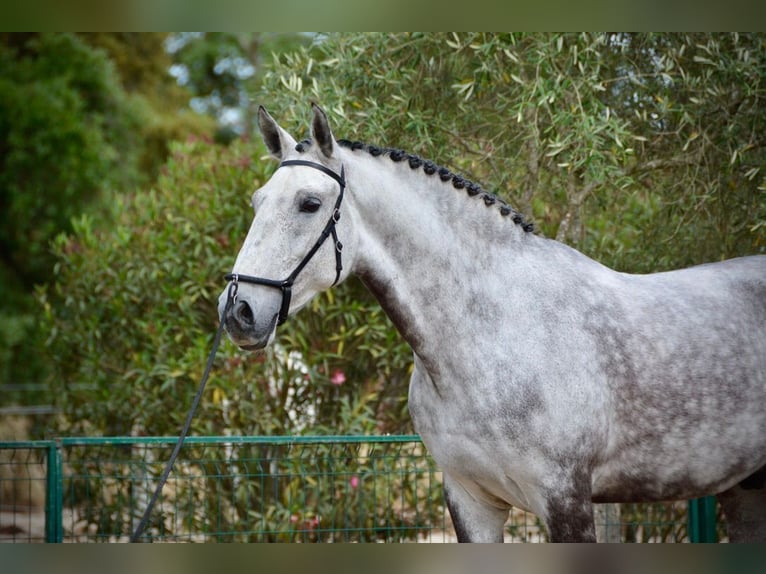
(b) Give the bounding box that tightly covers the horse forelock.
[293,137,535,233]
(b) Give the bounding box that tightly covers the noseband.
[224,160,346,326]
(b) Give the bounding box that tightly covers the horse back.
[592,255,766,501]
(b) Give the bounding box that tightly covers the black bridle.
[224,159,346,326]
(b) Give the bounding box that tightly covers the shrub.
[41,137,413,438]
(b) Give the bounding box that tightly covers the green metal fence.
[0,436,719,543]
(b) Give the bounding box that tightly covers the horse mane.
[294,138,535,233]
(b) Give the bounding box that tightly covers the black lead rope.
[130,160,345,542]
[130,280,238,543]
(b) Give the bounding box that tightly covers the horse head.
[218,104,358,350]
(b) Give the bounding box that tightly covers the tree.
[0,33,212,413]
[0,33,138,394]
[166,32,311,139]
[0,33,136,285]
[605,33,766,268]
[79,33,215,177]
[259,32,764,271]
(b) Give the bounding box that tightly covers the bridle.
[224,159,346,326]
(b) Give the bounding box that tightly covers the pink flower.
[330,369,346,386]
[349,475,360,489]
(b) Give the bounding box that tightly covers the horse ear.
[258,106,297,160]
[311,103,335,159]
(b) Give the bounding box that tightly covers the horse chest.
[406,358,592,510]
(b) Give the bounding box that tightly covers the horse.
[218,104,766,542]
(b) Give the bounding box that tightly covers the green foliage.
[259,33,765,272]
[182,440,442,542]
[46,438,443,542]
[42,139,413,437]
[167,32,311,137]
[0,33,138,395]
[583,33,766,271]
[0,33,142,283]
[0,33,214,405]
[79,33,217,178]
[0,33,213,290]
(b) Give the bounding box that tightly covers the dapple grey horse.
[219,104,766,542]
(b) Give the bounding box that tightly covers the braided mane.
[294,138,534,233]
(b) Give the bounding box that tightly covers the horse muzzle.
[218,290,279,351]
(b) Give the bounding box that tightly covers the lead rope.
[130,279,238,543]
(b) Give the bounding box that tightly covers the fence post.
[687,496,717,543]
[594,503,621,542]
[45,440,63,543]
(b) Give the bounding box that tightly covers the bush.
[41,137,413,438]
[0,33,215,409]
[0,33,145,283]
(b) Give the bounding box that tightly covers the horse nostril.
[235,300,255,327]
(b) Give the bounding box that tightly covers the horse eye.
[300,197,322,213]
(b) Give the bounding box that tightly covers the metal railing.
[0,436,718,543]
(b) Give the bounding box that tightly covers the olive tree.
[259,33,764,271]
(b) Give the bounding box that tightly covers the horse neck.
[345,151,533,360]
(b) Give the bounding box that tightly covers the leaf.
[445,33,461,50]
[693,55,714,65]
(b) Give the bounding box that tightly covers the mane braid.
[335,139,535,233]
[294,138,533,232]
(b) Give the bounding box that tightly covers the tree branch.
[628,155,700,175]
